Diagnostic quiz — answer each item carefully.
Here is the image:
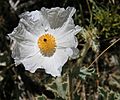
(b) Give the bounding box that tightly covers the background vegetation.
[0,0,120,100]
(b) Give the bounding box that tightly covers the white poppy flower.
[9,7,82,77]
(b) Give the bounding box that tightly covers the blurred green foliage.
[93,3,120,38]
[0,0,120,100]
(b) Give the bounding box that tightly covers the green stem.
[86,0,93,24]
[55,77,66,99]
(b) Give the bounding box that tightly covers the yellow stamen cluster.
[38,34,56,57]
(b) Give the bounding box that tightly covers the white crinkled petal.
[12,41,39,65]
[41,58,61,77]
[70,48,79,59]
[56,31,76,48]
[74,36,78,48]
[55,18,82,37]
[64,47,79,59]
[11,41,21,65]
[21,52,44,73]
[9,22,37,43]
[64,48,73,57]
[55,18,82,38]
[19,10,41,21]
[41,49,68,77]
[9,22,40,65]
[19,10,50,36]
[41,7,76,29]
[54,17,81,48]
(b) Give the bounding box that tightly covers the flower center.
[38,34,56,57]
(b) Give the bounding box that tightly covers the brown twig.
[67,69,72,100]
[0,63,15,75]
[88,38,120,68]
[81,84,86,100]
